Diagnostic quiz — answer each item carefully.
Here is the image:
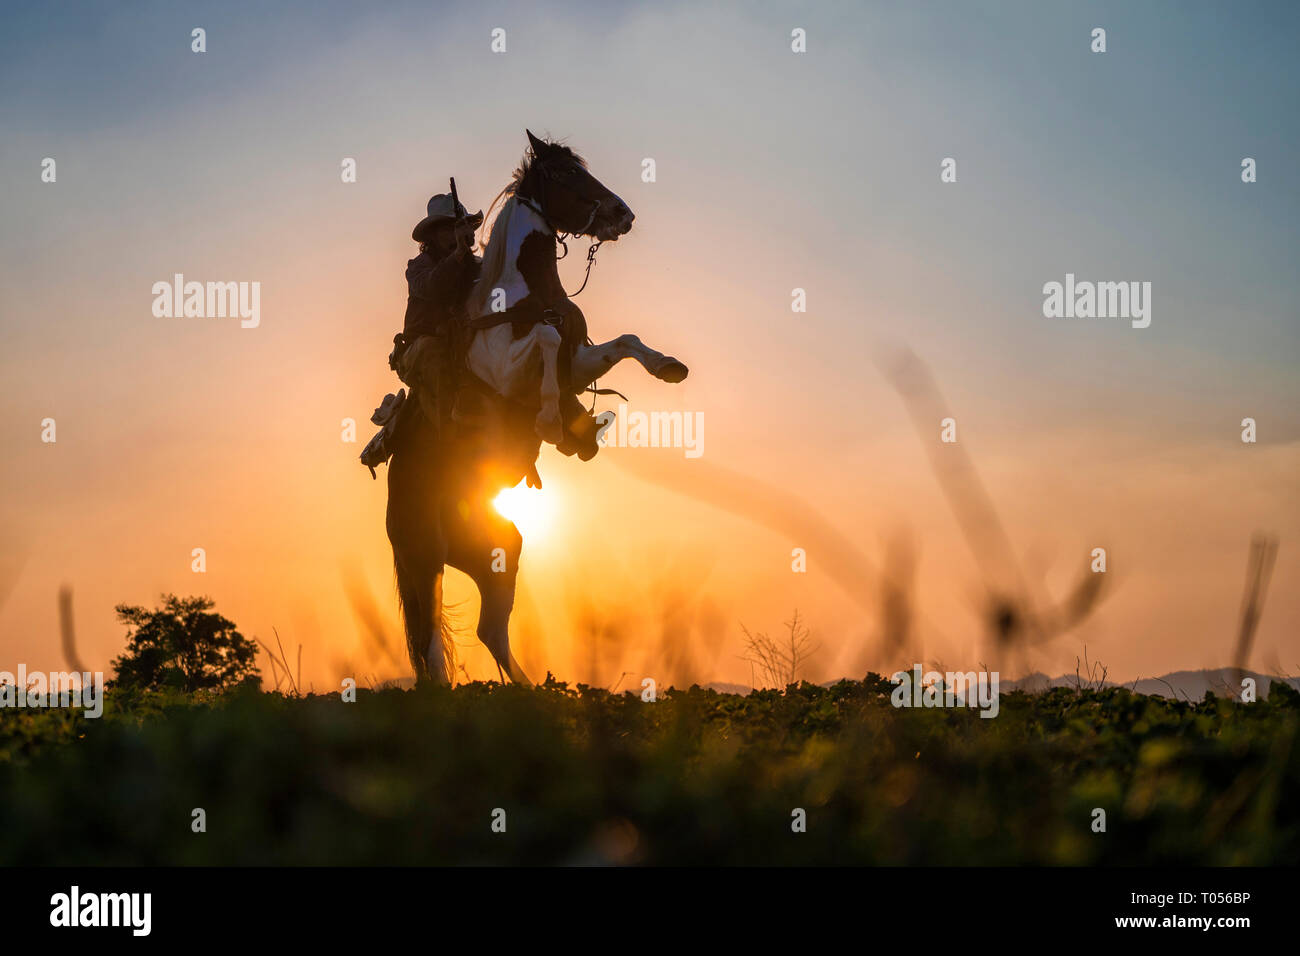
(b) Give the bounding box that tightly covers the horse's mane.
[467,140,587,319]
[467,194,518,319]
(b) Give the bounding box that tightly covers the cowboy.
[396,191,485,423]
[360,191,483,476]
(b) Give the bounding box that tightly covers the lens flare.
[492,481,553,540]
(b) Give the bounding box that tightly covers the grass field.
[1,676,1296,865]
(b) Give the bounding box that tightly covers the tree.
[740,609,820,689]
[111,594,260,692]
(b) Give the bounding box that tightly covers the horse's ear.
[526,129,546,154]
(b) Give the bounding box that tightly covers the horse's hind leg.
[451,517,533,685]
[570,333,688,390]
[387,441,451,685]
[479,573,531,686]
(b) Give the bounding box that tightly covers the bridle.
[522,158,606,299]
[513,155,628,407]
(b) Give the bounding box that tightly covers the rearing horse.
[387,131,688,686]
[466,130,688,446]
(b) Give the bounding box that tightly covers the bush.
[110,594,260,693]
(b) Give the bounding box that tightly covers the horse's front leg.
[571,333,689,391]
[533,323,564,444]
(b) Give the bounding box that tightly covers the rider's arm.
[408,252,475,303]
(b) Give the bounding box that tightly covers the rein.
[566,240,602,297]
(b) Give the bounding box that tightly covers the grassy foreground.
[1,676,1297,865]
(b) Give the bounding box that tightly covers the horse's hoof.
[535,411,563,445]
[655,359,689,384]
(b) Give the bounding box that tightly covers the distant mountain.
[708,669,1300,700]
[378,670,1297,700]
[999,668,1298,700]
[701,682,754,696]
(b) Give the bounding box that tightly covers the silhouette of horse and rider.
[363,130,688,685]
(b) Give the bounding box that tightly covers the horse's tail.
[393,556,426,682]
[438,602,458,683]
[393,556,455,685]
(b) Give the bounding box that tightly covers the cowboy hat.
[411,193,484,243]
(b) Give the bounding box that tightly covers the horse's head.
[521,129,633,241]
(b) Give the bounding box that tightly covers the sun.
[492,481,554,540]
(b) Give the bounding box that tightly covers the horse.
[387,131,688,686]
[466,130,689,447]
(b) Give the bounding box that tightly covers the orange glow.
[493,481,554,541]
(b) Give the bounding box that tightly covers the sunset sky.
[2,0,1297,689]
